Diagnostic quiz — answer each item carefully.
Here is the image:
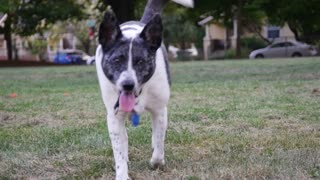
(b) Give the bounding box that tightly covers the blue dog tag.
[131,112,140,127]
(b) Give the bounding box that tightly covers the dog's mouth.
[119,91,136,112]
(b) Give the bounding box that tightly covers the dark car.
[53,50,86,65]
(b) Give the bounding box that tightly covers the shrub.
[224,49,236,59]
[216,37,269,59]
[241,37,268,50]
[224,47,252,59]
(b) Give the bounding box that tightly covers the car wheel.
[292,52,302,57]
[255,54,264,59]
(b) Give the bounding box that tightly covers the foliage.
[16,0,85,36]
[28,38,47,55]
[73,21,97,55]
[224,48,237,59]
[163,6,203,49]
[0,0,85,60]
[47,19,97,55]
[225,36,265,59]
[241,2,271,43]
[224,47,251,59]
[0,0,18,14]
[27,37,47,60]
[97,0,135,23]
[258,0,320,42]
[0,0,85,36]
[240,36,268,50]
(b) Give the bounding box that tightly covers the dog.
[95,0,193,179]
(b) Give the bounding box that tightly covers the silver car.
[249,40,318,59]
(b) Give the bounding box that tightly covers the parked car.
[84,55,95,65]
[53,50,87,65]
[168,43,198,59]
[249,40,318,59]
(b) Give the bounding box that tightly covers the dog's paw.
[149,158,165,170]
[115,174,131,180]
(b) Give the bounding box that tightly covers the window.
[284,42,294,47]
[271,43,285,48]
[268,26,280,39]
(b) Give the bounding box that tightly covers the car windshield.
[271,43,286,48]
[284,42,294,46]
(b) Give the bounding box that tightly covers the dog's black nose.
[122,80,135,91]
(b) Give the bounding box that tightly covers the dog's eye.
[134,59,143,65]
[112,58,123,65]
[112,55,125,63]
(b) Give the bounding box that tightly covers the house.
[198,16,296,59]
[0,13,8,60]
[0,13,7,27]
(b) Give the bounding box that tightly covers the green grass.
[1,57,320,179]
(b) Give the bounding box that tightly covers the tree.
[97,0,136,24]
[0,0,19,60]
[241,1,270,43]
[259,0,320,42]
[0,0,84,60]
[162,6,202,49]
[27,36,47,61]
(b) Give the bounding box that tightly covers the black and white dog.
[95,0,193,179]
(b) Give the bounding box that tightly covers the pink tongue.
[119,92,135,112]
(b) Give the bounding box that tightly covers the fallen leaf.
[8,93,17,98]
[312,88,320,93]
[64,92,70,96]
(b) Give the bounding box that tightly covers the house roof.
[197,16,213,26]
[0,13,8,27]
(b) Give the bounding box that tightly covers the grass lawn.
[1,58,320,179]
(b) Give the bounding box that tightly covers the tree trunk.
[235,0,243,58]
[13,36,19,61]
[4,16,13,61]
[105,0,135,24]
[248,26,272,44]
[287,21,300,41]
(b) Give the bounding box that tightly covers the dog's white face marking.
[128,38,134,71]
[115,38,139,94]
[121,25,143,38]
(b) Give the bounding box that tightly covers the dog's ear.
[99,11,122,51]
[140,14,163,52]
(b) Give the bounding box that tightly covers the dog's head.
[99,11,163,96]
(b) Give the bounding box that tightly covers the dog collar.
[130,111,140,127]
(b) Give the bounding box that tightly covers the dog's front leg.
[107,113,129,180]
[150,107,168,168]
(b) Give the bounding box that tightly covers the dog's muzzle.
[121,79,135,92]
